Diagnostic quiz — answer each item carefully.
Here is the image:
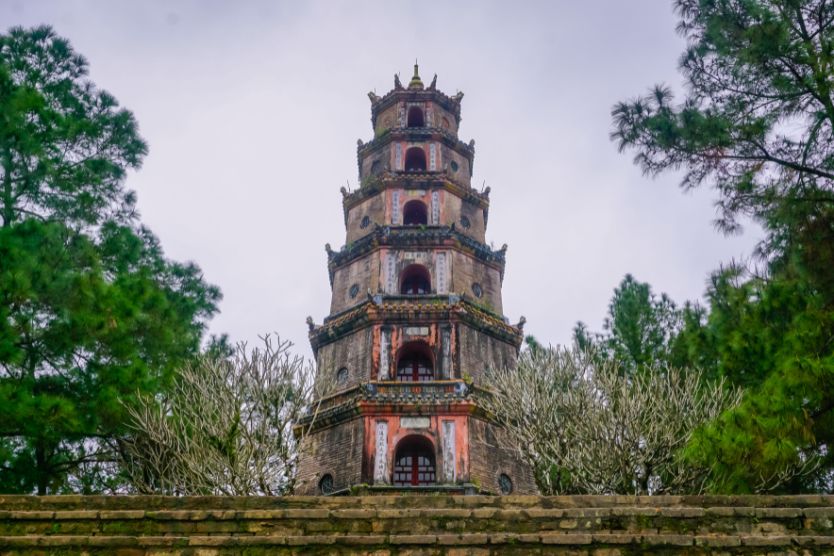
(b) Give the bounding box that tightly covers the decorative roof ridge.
[309,294,523,351]
[341,172,489,214]
[357,128,474,158]
[368,80,464,118]
[326,225,507,283]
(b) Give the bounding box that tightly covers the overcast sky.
[2,0,761,356]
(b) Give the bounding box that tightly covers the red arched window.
[403,200,428,225]
[400,264,431,295]
[393,435,436,486]
[404,147,426,172]
[396,341,434,382]
[407,106,425,127]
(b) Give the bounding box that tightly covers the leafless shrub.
[481,346,742,495]
[119,335,323,495]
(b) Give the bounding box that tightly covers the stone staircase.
[1,494,833,554]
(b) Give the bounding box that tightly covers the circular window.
[498,473,513,494]
[472,283,483,298]
[319,473,334,495]
[360,215,371,229]
[349,283,360,298]
[460,215,471,229]
[336,367,348,385]
[450,160,459,172]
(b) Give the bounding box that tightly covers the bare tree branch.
[119,335,323,495]
[481,346,742,495]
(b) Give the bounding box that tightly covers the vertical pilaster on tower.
[295,67,535,495]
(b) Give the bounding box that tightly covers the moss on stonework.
[0,496,832,554]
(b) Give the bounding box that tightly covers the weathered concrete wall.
[1,494,833,554]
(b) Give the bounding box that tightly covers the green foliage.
[677,262,834,492]
[0,220,219,493]
[613,1,834,492]
[0,26,220,494]
[574,274,682,375]
[612,0,834,235]
[0,25,147,229]
[524,334,545,356]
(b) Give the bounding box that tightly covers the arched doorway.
[403,200,428,225]
[393,435,436,486]
[396,341,434,382]
[407,106,425,127]
[399,264,431,295]
[404,147,426,172]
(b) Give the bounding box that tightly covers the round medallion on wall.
[450,160,459,172]
[360,215,371,229]
[336,367,348,385]
[471,282,483,298]
[349,284,360,298]
[319,473,334,495]
[460,215,471,229]
[498,473,513,494]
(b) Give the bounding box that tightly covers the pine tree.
[574,274,681,375]
[0,26,220,494]
[613,1,834,492]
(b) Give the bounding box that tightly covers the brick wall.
[314,327,374,391]
[469,417,537,495]
[294,417,364,496]
[456,324,519,383]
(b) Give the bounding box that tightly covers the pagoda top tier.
[367,64,464,132]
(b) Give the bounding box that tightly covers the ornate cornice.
[308,295,523,351]
[356,129,475,180]
[326,225,506,284]
[358,127,473,158]
[296,381,497,433]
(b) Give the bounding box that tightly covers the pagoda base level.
[295,412,537,495]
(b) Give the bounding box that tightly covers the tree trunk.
[35,440,47,495]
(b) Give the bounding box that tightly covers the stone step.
[1,506,832,537]
[1,496,833,554]
[1,494,832,511]
[1,532,834,553]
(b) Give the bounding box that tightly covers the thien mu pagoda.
[296,65,535,495]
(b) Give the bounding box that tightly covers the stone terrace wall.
[1,494,833,554]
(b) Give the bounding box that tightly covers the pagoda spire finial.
[408,60,424,90]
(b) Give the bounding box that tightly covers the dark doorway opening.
[403,200,428,225]
[393,435,436,486]
[407,106,425,127]
[404,147,426,172]
[396,341,434,382]
[399,264,431,295]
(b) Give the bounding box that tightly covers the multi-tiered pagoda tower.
[297,65,535,495]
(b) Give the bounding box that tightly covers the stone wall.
[1,494,833,554]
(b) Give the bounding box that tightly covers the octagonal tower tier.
[296,65,535,495]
